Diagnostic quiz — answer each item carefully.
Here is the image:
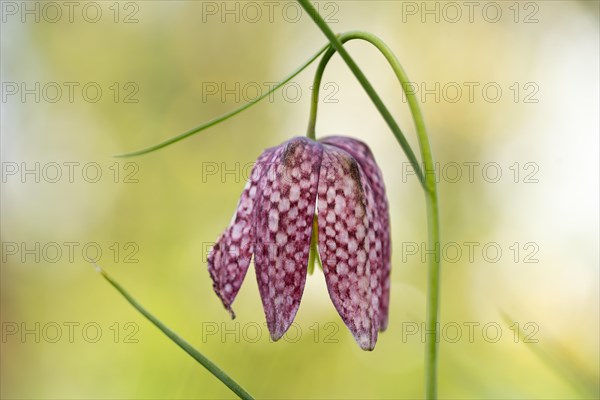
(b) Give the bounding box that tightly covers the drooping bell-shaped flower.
[207,136,391,350]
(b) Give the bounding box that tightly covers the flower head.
[207,136,391,350]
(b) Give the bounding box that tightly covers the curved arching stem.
[308,31,434,188]
[297,7,442,398]
[300,32,423,184]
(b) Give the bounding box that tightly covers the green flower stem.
[115,43,331,158]
[296,4,441,398]
[298,2,423,186]
[93,264,254,400]
[305,54,325,141]
[307,214,322,275]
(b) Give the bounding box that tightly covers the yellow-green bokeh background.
[1,1,598,398]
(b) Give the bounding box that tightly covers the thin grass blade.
[502,311,599,397]
[92,263,255,400]
[115,44,330,158]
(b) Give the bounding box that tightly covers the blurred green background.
[1,1,598,398]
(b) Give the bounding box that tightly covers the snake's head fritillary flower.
[207,136,391,350]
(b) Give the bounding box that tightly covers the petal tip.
[267,322,288,342]
[356,332,377,351]
[226,306,236,320]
